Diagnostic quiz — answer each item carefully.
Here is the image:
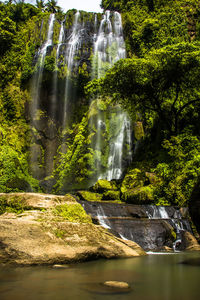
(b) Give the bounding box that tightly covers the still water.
[0,253,200,300]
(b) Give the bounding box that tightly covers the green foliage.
[53,203,92,223]
[154,133,200,206]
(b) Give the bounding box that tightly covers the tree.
[36,0,45,11]
[45,0,60,13]
[98,42,200,135]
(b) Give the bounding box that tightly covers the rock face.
[0,193,145,265]
[79,200,199,252]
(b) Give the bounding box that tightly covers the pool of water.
[0,252,200,300]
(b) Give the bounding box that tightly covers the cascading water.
[78,201,194,251]
[107,113,132,180]
[51,20,65,120]
[63,11,81,130]
[146,205,192,251]
[91,11,132,181]
[32,14,55,117]
[30,14,55,178]
[96,206,111,229]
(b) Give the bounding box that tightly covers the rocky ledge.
[0,193,145,265]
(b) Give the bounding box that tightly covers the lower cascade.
[79,201,193,252]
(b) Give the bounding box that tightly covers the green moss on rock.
[77,190,103,201]
[122,185,155,204]
[53,203,92,223]
[92,179,118,192]
[102,190,121,200]
[121,168,145,195]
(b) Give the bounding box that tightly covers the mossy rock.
[121,169,145,194]
[77,191,103,202]
[92,179,118,192]
[133,122,144,141]
[122,185,155,204]
[102,190,121,201]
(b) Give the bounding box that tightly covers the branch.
[176,99,200,117]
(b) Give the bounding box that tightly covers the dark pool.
[0,252,200,300]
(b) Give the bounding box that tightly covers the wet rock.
[103,281,130,289]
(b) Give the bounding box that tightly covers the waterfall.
[51,20,65,120]
[96,206,111,229]
[146,205,191,251]
[32,14,55,117]
[107,113,132,180]
[30,14,55,178]
[79,201,193,251]
[92,11,132,181]
[63,11,81,130]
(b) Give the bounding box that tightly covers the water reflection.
[0,253,200,300]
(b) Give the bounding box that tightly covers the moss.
[133,122,144,140]
[63,194,76,202]
[122,185,155,204]
[171,229,177,241]
[102,190,121,200]
[77,190,103,202]
[53,203,92,223]
[92,179,118,192]
[54,229,66,239]
[121,168,145,194]
[0,195,26,214]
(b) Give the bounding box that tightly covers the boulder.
[92,179,118,193]
[103,281,130,289]
[0,193,145,265]
[182,231,200,251]
[121,185,154,204]
[77,191,103,202]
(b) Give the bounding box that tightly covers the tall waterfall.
[63,11,81,130]
[32,13,55,117]
[92,11,132,181]
[51,20,65,120]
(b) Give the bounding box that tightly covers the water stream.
[0,253,200,300]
